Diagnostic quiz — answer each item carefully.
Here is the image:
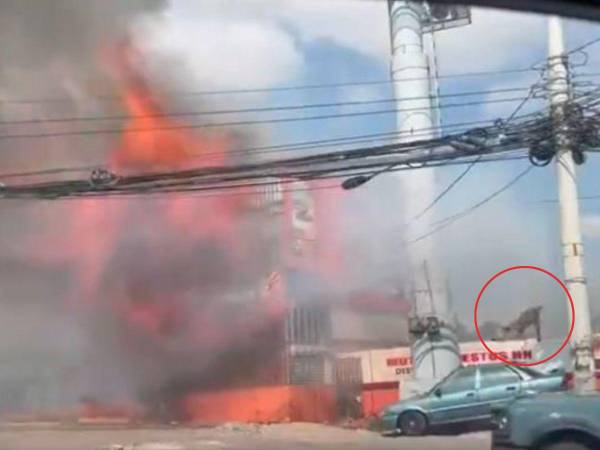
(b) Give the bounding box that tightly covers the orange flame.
[18,38,284,422]
[105,38,229,172]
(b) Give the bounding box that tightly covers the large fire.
[15,39,286,423]
[106,39,230,172]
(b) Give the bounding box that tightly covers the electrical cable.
[0,116,527,180]
[565,36,600,56]
[0,114,540,182]
[411,156,482,222]
[407,165,534,245]
[16,153,531,201]
[0,110,553,190]
[57,179,343,202]
[0,96,535,141]
[534,193,600,203]
[404,83,542,220]
[8,78,597,185]
[1,136,539,199]
[0,68,541,106]
[2,84,594,198]
[0,86,534,126]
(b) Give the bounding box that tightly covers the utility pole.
[388,0,469,397]
[548,16,594,390]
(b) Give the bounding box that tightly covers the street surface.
[0,423,491,450]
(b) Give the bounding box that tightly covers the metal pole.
[389,0,460,397]
[548,16,594,390]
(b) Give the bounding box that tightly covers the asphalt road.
[0,424,492,450]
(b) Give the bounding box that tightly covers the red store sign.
[386,350,534,368]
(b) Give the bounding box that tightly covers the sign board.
[388,1,471,34]
[288,181,317,261]
[339,339,539,384]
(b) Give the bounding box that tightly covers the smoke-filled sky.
[1,0,600,413]
[139,0,600,335]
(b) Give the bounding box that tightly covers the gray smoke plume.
[0,1,288,421]
[0,0,166,92]
[0,0,172,417]
[0,0,171,173]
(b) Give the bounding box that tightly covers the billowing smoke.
[0,0,169,172]
[0,0,165,89]
[0,0,284,421]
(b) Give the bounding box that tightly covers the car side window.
[440,367,476,393]
[479,366,520,389]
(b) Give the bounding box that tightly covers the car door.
[428,366,479,426]
[476,365,522,418]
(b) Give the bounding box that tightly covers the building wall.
[339,339,539,385]
[181,385,335,424]
[361,382,399,418]
[329,308,409,350]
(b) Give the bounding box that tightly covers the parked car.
[492,391,600,450]
[379,363,567,436]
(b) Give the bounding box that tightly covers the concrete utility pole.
[389,0,462,396]
[548,16,594,390]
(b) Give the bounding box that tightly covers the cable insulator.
[494,118,506,129]
[466,127,489,139]
[90,169,119,188]
[528,141,555,167]
[572,149,586,165]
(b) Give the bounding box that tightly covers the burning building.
[77,40,293,422]
[0,9,414,423]
[0,36,290,423]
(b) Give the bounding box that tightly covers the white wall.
[339,339,539,384]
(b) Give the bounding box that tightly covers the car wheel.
[540,441,592,450]
[398,411,428,436]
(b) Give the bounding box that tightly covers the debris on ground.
[215,422,261,434]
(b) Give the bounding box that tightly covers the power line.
[411,156,482,222]
[565,36,600,56]
[102,155,534,194]
[0,85,571,198]
[0,116,540,180]
[168,132,544,188]
[573,72,600,79]
[0,131,453,195]
[0,122,531,197]
[0,123,552,192]
[54,180,343,202]
[403,83,541,220]
[0,96,537,141]
[0,108,552,180]
[0,68,541,106]
[2,137,538,199]
[534,194,600,203]
[407,165,534,245]
[0,116,525,180]
[0,86,533,126]
[15,153,530,201]
[0,165,98,179]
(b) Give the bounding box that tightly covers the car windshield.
[2,1,600,449]
[423,367,464,396]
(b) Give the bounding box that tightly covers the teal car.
[380,364,567,436]
[492,392,600,450]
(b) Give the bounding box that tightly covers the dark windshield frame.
[430,0,600,22]
[424,366,465,396]
[512,366,546,378]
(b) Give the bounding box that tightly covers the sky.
[0,0,599,349]
[129,0,600,337]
